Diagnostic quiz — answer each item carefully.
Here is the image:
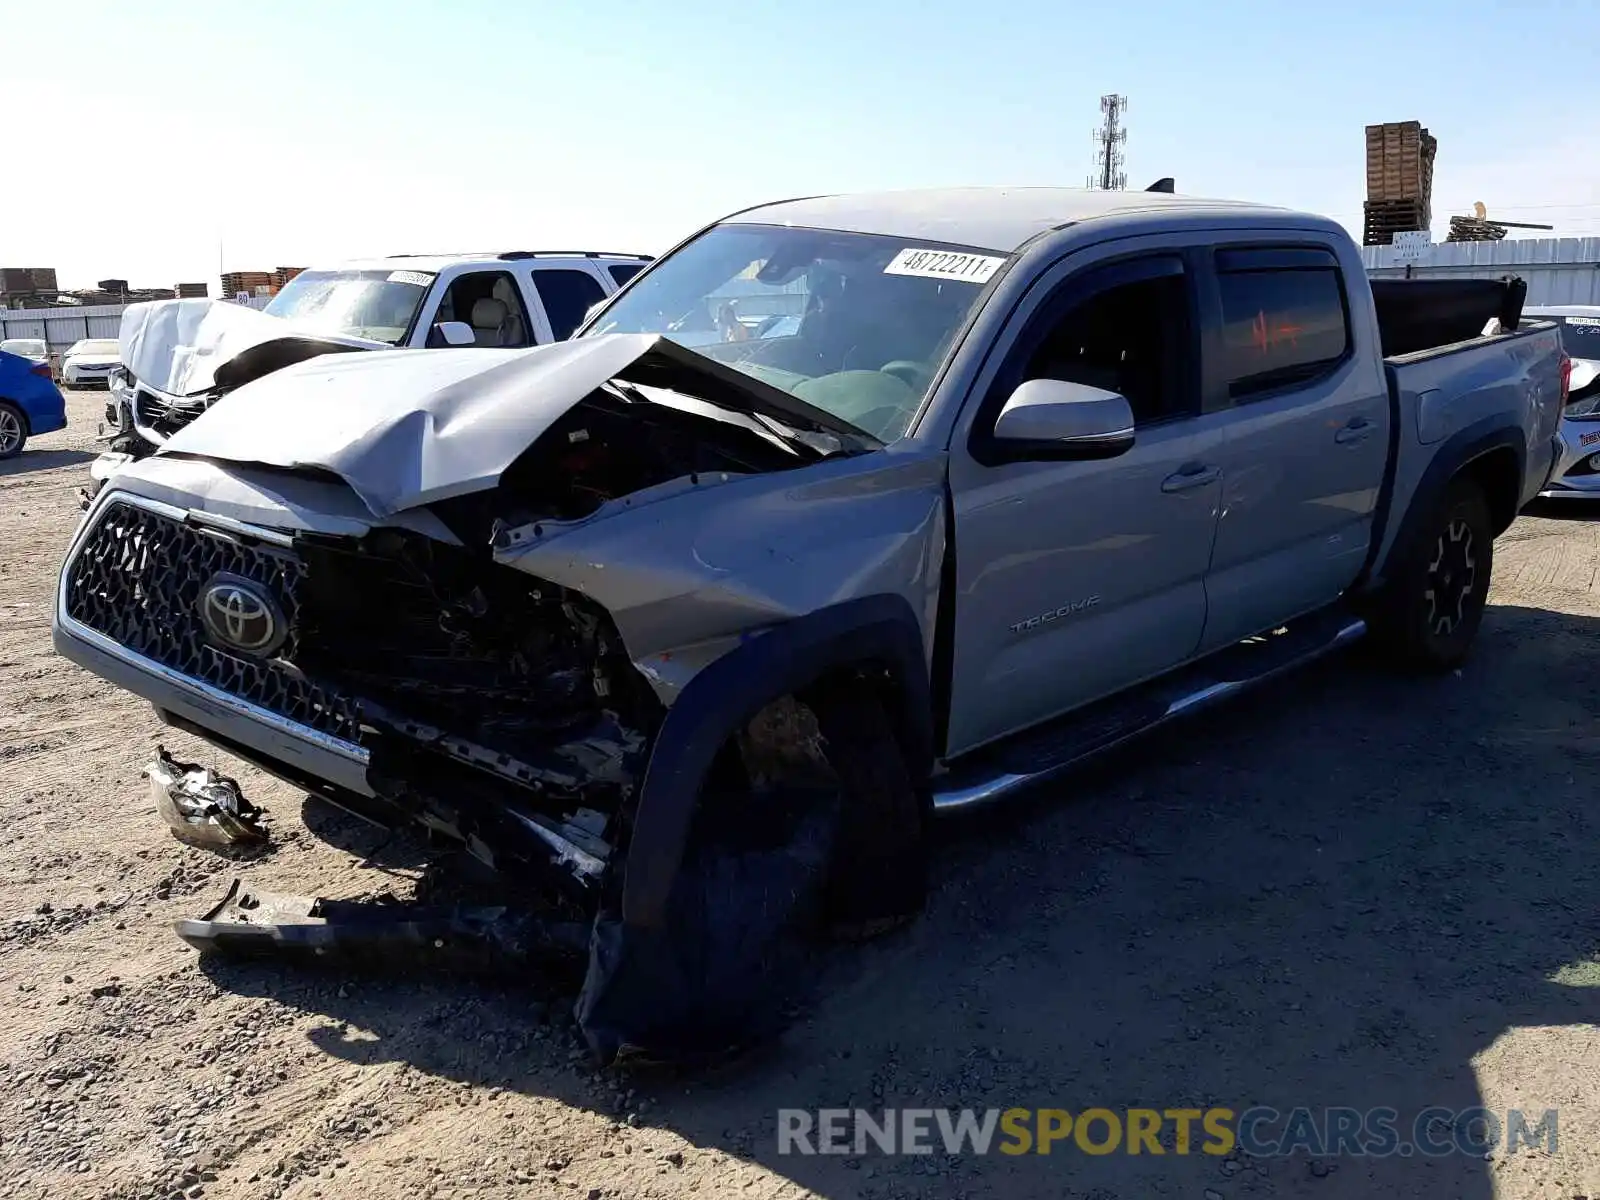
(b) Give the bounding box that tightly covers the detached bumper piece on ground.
[178,783,862,1068]
[177,878,590,972]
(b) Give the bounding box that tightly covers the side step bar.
[931,611,1368,813]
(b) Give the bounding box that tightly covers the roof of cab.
[326,251,652,274]
[733,186,1292,253]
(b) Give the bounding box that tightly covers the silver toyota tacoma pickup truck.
[53,187,1567,1062]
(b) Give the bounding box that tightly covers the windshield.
[1551,315,1600,359]
[262,268,434,344]
[0,339,45,360]
[584,223,1006,440]
[69,339,119,356]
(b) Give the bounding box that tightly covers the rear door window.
[534,269,608,341]
[1214,247,1351,399]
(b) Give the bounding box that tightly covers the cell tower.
[1088,94,1128,191]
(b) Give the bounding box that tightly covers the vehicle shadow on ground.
[1521,498,1599,523]
[200,602,1600,1200]
[0,448,96,476]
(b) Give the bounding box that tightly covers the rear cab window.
[1214,247,1351,399]
[606,263,646,288]
[534,269,609,341]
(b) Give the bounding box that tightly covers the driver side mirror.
[430,321,477,348]
[990,378,1136,462]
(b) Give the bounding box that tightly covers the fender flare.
[1367,417,1525,592]
[620,593,933,929]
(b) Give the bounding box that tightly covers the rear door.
[1197,243,1390,651]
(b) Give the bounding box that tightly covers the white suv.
[90,250,651,500]
[265,250,653,348]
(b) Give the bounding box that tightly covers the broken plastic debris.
[146,745,266,848]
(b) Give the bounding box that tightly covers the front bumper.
[1537,417,1600,499]
[52,491,376,798]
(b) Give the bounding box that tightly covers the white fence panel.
[0,297,270,359]
[1362,237,1600,307]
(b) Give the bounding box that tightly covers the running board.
[931,611,1367,813]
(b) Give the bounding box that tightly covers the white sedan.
[0,338,48,367]
[60,338,122,389]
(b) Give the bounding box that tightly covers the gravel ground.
[3,389,1599,1200]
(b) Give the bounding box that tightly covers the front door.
[945,254,1227,756]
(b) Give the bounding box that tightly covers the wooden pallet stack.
[219,271,274,299]
[1363,121,1436,246]
[270,266,306,290]
[1445,215,1508,243]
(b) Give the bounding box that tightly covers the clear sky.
[5,0,1597,289]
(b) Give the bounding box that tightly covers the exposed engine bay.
[287,376,835,890]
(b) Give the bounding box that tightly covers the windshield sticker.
[884,248,1005,284]
[1564,316,1600,328]
[387,270,435,288]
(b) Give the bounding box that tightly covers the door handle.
[1161,463,1220,493]
[1335,417,1376,445]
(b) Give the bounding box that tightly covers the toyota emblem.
[197,573,287,658]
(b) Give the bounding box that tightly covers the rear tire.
[0,402,27,460]
[1371,477,1493,671]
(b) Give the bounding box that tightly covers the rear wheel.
[1371,477,1493,671]
[0,402,27,459]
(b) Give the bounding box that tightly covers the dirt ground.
[3,389,1600,1200]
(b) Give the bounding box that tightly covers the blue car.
[0,348,67,459]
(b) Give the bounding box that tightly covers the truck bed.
[1368,315,1566,580]
[1371,275,1528,357]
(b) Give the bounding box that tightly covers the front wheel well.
[797,660,931,802]
[1461,445,1522,535]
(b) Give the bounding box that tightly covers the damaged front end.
[58,334,942,1064]
[293,522,660,907]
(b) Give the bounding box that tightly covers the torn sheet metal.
[93,453,465,546]
[176,878,589,971]
[494,449,949,700]
[157,335,875,518]
[118,298,386,399]
[146,745,266,848]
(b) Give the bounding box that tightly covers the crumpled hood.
[119,297,388,398]
[159,333,873,518]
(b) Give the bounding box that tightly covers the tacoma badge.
[1009,596,1102,635]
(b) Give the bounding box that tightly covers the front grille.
[64,500,362,743]
[133,388,208,439]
